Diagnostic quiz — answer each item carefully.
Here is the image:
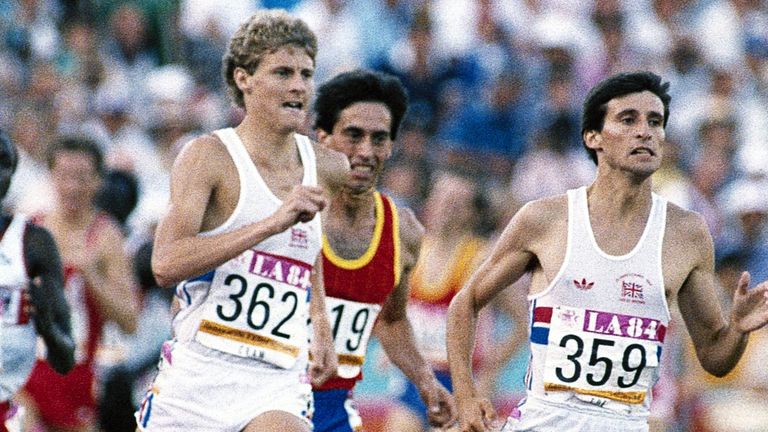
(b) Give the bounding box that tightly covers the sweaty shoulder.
[313,142,350,192]
[396,205,424,254]
[664,202,713,255]
[511,194,569,242]
[172,133,232,176]
[395,204,424,274]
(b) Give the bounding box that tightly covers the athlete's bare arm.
[314,142,350,196]
[669,206,768,377]
[374,207,456,427]
[308,254,338,386]
[447,199,559,432]
[72,218,139,333]
[24,223,75,375]
[475,282,529,397]
[152,136,329,287]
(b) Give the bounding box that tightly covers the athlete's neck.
[329,190,376,224]
[587,175,653,218]
[54,206,97,228]
[234,117,297,158]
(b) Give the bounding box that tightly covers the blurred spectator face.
[381,162,421,205]
[543,46,574,76]
[111,5,147,54]
[652,0,689,22]
[50,150,102,214]
[397,126,428,161]
[317,101,393,195]
[711,70,735,97]
[547,75,573,110]
[66,22,96,57]
[699,119,736,155]
[422,173,476,232]
[670,39,700,74]
[27,63,60,104]
[691,152,727,197]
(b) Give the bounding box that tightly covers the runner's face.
[0,138,17,200]
[50,150,101,213]
[319,102,393,195]
[586,91,665,178]
[238,46,314,132]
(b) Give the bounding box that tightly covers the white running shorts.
[135,341,313,432]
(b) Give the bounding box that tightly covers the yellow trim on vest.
[390,195,402,288]
[323,192,385,269]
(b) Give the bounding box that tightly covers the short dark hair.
[581,71,671,164]
[47,136,105,176]
[314,69,409,140]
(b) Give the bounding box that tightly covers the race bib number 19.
[196,251,312,369]
[542,306,666,405]
[326,297,380,378]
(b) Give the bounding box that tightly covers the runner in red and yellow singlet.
[311,70,455,432]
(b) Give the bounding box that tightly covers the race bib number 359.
[542,306,666,405]
[196,251,312,369]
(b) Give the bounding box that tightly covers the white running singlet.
[136,129,321,432]
[507,187,671,432]
[0,215,36,401]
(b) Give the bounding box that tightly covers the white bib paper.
[543,306,663,405]
[196,250,312,369]
[325,296,380,378]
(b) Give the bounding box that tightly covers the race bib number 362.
[542,306,666,405]
[195,251,312,369]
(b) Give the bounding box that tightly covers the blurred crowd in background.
[2,0,768,431]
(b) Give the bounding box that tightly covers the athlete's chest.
[324,221,376,260]
[206,160,305,230]
[48,223,92,259]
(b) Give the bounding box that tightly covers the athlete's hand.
[730,272,768,333]
[270,185,328,233]
[456,396,500,432]
[421,379,457,428]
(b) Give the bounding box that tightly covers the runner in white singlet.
[0,130,74,432]
[135,10,349,432]
[447,72,768,432]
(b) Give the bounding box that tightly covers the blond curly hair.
[222,10,317,108]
